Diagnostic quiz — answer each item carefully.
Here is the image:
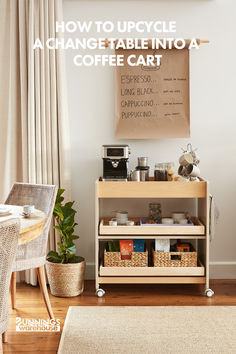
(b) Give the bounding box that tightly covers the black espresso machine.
[102,145,130,181]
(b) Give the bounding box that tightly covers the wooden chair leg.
[10,272,16,309]
[2,331,7,343]
[36,266,54,319]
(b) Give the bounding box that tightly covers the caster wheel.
[96,289,105,298]
[205,289,214,297]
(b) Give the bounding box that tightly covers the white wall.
[63,0,236,278]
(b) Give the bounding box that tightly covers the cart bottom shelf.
[99,262,205,284]
[98,276,206,284]
[100,261,205,277]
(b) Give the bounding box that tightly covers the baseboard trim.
[85,262,236,280]
[85,262,95,280]
[209,262,236,279]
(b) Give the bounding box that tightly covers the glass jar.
[165,162,174,172]
[165,162,175,181]
[154,163,168,181]
[149,203,162,223]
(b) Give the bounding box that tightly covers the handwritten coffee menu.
[115,48,190,139]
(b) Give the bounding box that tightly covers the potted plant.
[45,189,85,297]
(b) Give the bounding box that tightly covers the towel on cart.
[209,195,220,241]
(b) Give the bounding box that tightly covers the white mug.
[179,153,193,166]
[126,220,134,226]
[23,205,34,216]
[172,212,186,219]
[172,212,186,224]
[109,218,117,226]
[186,164,200,178]
[178,165,188,177]
[192,151,200,165]
[161,218,174,224]
[179,218,188,224]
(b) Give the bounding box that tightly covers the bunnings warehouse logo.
[16,317,60,332]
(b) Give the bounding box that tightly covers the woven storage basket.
[152,249,197,267]
[46,258,86,297]
[104,249,148,267]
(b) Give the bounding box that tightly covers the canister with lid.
[154,163,168,181]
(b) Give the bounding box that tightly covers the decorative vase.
[45,257,86,297]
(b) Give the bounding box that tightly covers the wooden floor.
[3,280,236,353]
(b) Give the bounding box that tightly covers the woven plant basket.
[104,249,148,267]
[152,249,197,267]
[46,258,86,297]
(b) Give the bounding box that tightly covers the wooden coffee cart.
[95,178,214,298]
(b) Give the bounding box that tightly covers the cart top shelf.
[96,179,207,199]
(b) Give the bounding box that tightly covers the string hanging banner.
[115,48,190,139]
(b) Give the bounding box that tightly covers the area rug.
[58,306,236,354]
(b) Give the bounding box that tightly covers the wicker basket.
[152,249,197,267]
[104,249,148,267]
[46,258,86,297]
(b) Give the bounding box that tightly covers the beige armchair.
[0,219,20,351]
[5,183,58,319]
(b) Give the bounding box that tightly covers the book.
[155,239,170,252]
[176,243,191,252]
[119,240,133,260]
[108,241,120,252]
[133,239,145,252]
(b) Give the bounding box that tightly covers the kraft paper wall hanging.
[115,47,189,139]
[114,40,208,139]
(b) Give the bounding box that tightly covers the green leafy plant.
[47,189,80,264]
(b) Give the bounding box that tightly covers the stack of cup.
[116,211,128,225]
[178,144,201,179]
